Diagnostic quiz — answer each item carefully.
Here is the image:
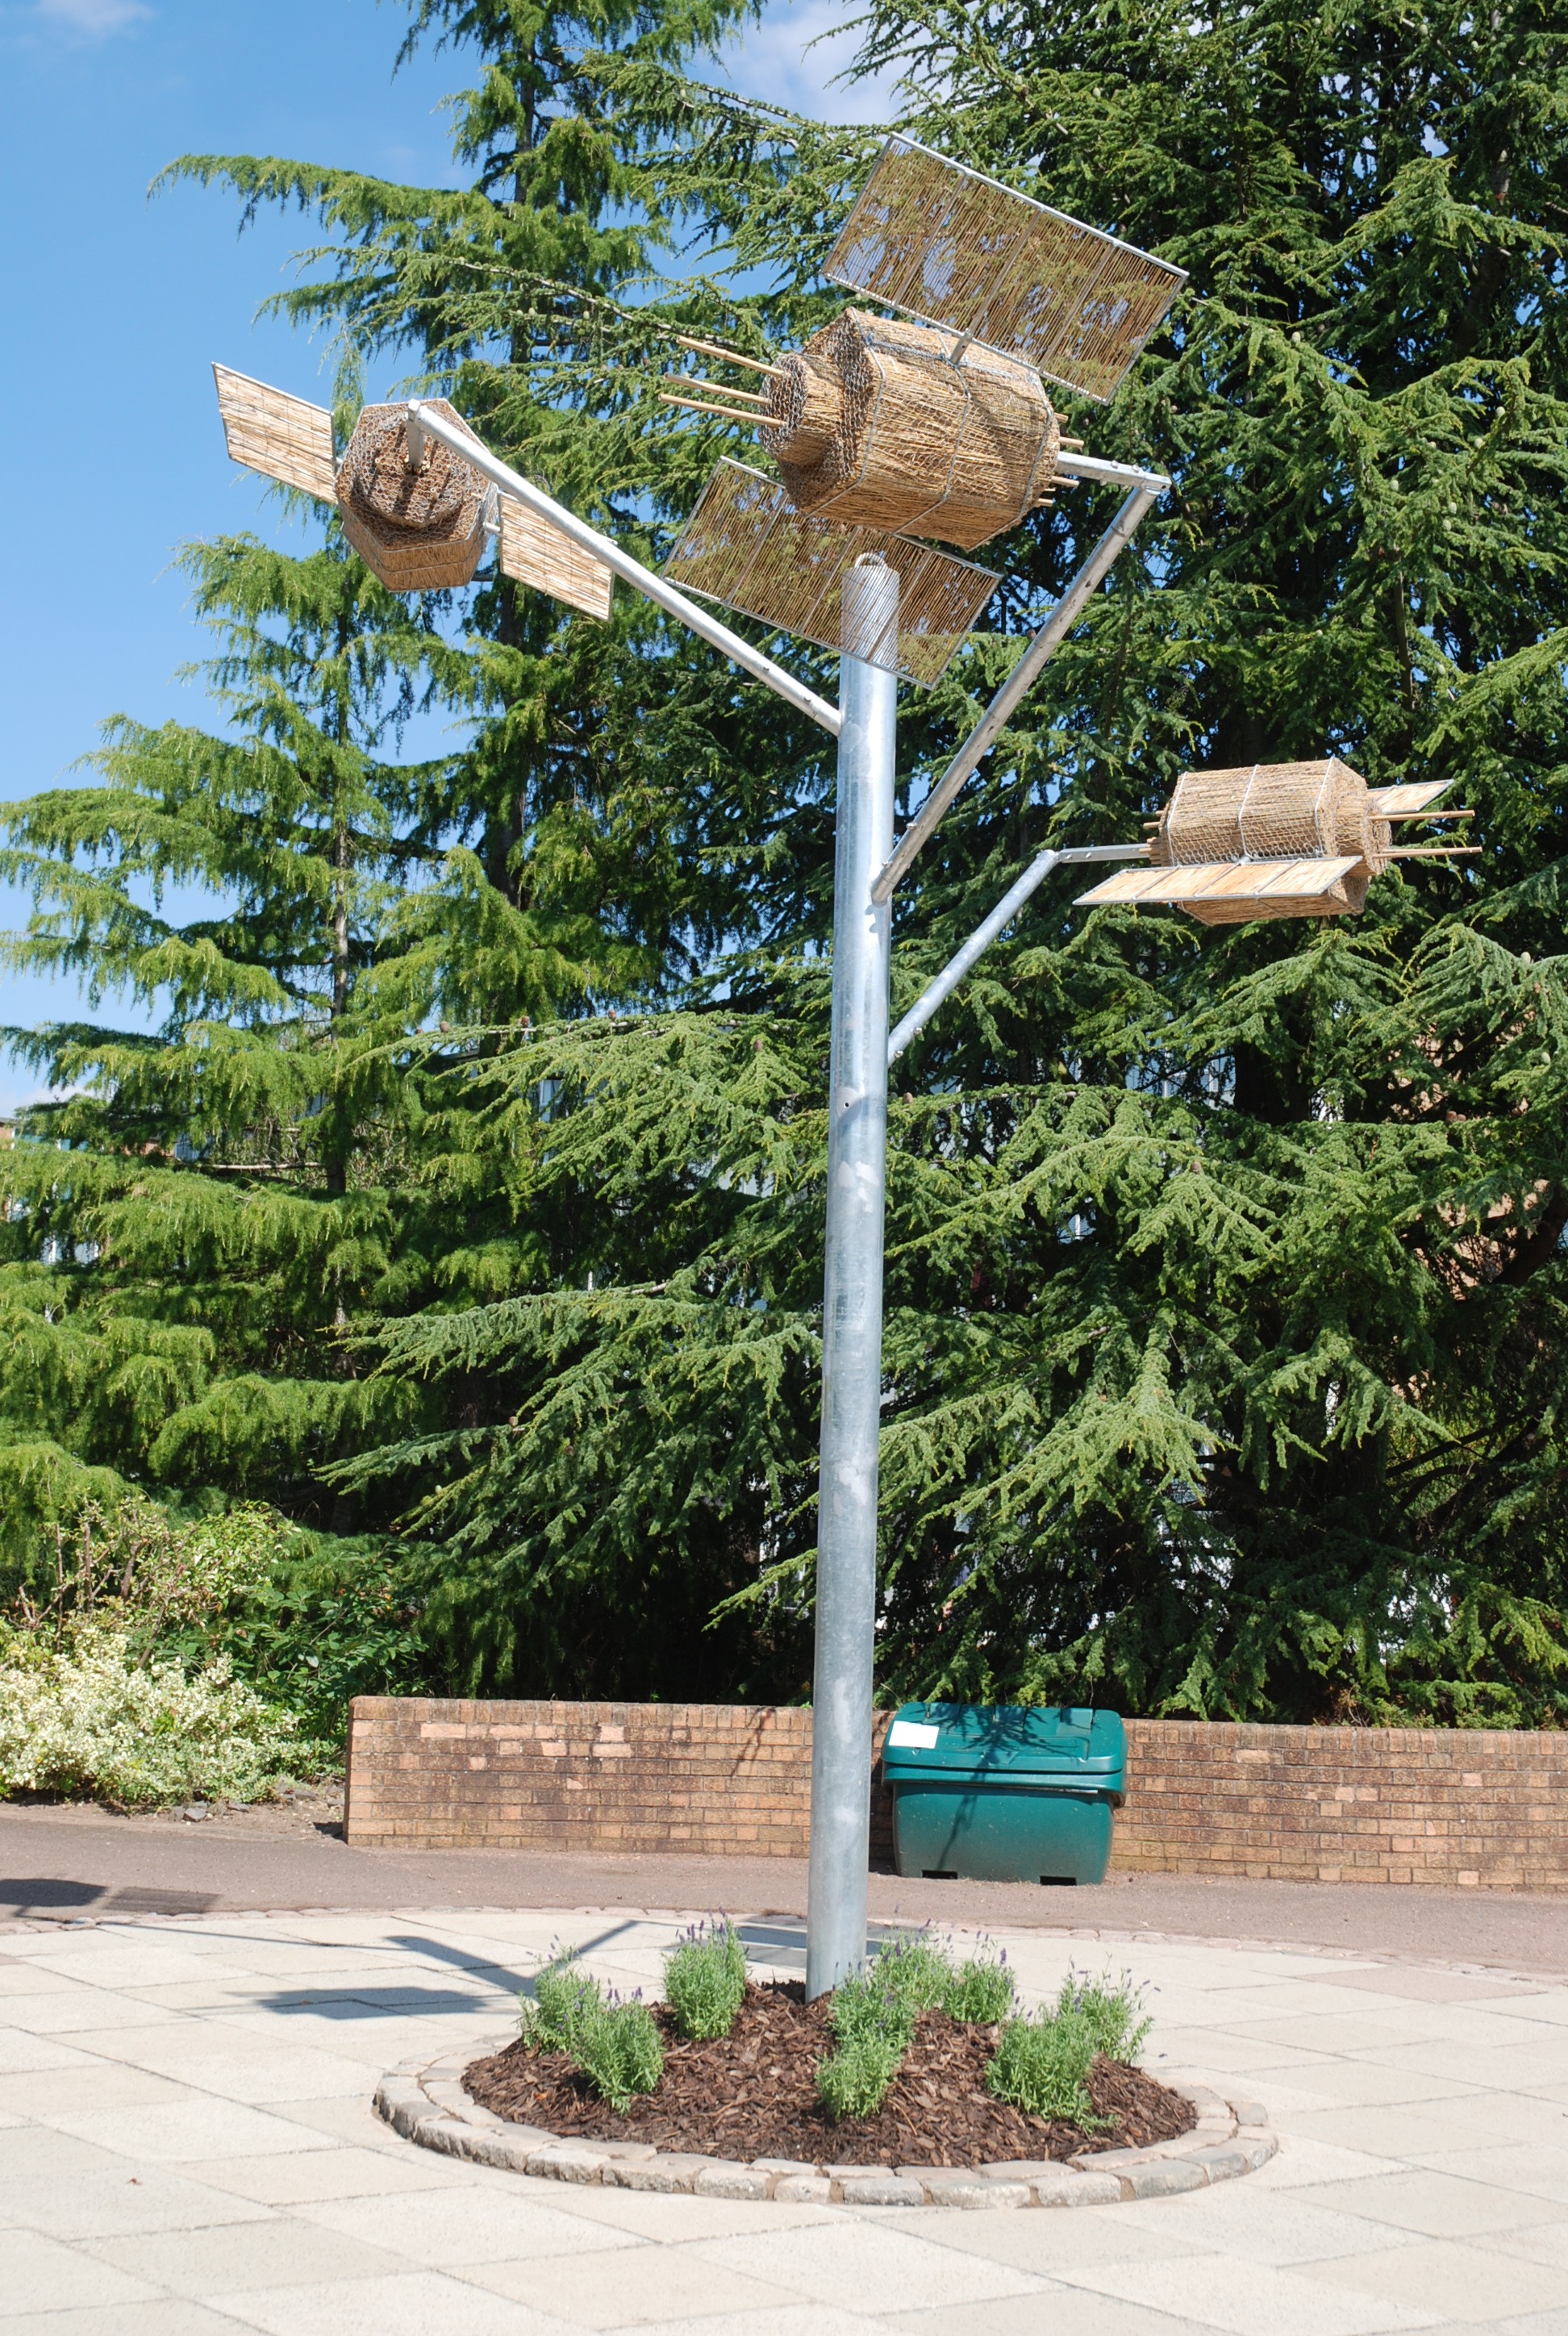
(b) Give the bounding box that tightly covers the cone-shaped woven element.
[757,311,1057,553]
[824,136,1186,404]
[336,402,489,591]
[213,365,336,501]
[663,460,999,686]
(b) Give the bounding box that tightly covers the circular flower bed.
[464,1977,1193,2167]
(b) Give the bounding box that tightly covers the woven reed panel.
[1078,855,1366,924]
[665,459,999,687]
[499,498,613,619]
[213,365,336,502]
[336,401,488,591]
[760,311,1056,552]
[824,136,1186,405]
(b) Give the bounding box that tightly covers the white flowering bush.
[0,1624,303,1807]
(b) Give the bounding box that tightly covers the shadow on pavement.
[2,1874,221,1920]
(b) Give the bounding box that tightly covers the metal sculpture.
[203,136,1478,2009]
[658,136,1186,670]
[210,115,1475,2008]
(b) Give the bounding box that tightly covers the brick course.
[344,1700,1568,1891]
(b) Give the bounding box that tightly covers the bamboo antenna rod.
[672,375,770,405]
[669,332,786,379]
[1399,807,1474,821]
[659,391,765,423]
[1385,845,1481,857]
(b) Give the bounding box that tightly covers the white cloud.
[716,0,905,127]
[34,0,151,35]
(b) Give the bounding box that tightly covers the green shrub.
[571,1993,664,2113]
[1053,1969,1151,2064]
[827,1967,918,2056]
[664,1917,748,2040]
[520,1950,595,2052]
[815,1948,934,2121]
[986,2009,1100,2125]
[519,1950,663,2113]
[943,1943,1015,2025]
[815,2030,904,2121]
[872,1933,954,2017]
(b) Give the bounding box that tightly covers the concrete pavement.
[2,1904,1568,2334]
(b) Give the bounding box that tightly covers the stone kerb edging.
[375,2041,1277,2208]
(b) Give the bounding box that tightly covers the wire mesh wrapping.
[498,498,613,619]
[1078,759,1385,924]
[663,459,1000,686]
[335,402,490,591]
[824,137,1186,405]
[1157,758,1385,877]
[757,311,1057,551]
[212,365,337,501]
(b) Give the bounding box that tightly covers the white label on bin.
[886,1721,940,1749]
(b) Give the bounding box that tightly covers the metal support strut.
[886,843,1148,1065]
[807,557,899,1999]
[407,402,842,740]
[871,482,1165,903]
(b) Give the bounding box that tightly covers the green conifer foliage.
[6,0,1566,1723]
[0,534,476,1561]
[329,1,1568,1721]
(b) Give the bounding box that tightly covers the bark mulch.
[463,1982,1195,2169]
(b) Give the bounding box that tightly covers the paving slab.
[0,2305,256,2336]
[1061,2249,1439,2334]
[1302,2234,1568,2322]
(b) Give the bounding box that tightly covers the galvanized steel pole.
[807,557,899,1998]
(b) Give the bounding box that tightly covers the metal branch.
[871,480,1166,902]
[886,843,1149,1064]
[407,403,841,738]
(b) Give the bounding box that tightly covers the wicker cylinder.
[758,311,1057,552]
[1152,757,1383,925]
[336,402,488,591]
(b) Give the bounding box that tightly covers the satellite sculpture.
[1075,758,1473,925]
[208,131,1474,1996]
[658,136,1186,682]
[212,369,614,616]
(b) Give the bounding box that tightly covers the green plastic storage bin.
[882,1703,1126,1885]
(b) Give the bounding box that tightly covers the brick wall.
[344,1700,1568,1890]
[344,1700,895,1864]
[1114,1719,1568,1891]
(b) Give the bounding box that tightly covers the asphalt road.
[2,1801,1564,1971]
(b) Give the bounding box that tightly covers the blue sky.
[0,0,898,1112]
